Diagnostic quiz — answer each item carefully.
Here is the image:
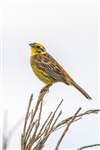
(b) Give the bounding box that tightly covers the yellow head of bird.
[29,42,46,56]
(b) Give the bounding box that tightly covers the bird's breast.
[30,57,54,84]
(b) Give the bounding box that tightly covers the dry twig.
[77,144,100,150]
[55,107,82,150]
[53,109,100,131]
[21,84,100,150]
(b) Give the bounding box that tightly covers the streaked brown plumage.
[29,42,92,100]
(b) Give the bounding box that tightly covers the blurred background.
[1,0,99,149]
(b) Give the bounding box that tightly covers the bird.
[29,42,92,100]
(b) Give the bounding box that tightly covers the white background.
[0,0,99,149]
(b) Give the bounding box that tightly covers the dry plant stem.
[39,108,100,149]
[23,94,33,135]
[32,101,43,139]
[29,101,43,144]
[25,84,52,143]
[36,112,53,137]
[77,144,100,150]
[25,121,36,145]
[25,110,36,142]
[40,111,62,144]
[50,111,62,132]
[32,112,53,143]
[43,100,63,137]
[53,109,100,131]
[21,94,33,150]
[23,86,48,147]
[32,100,63,150]
[35,99,63,142]
[55,107,82,150]
[21,83,100,150]
[28,99,63,150]
[35,108,81,150]
[23,84,53,150]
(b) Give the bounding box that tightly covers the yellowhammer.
[29,42,92,99]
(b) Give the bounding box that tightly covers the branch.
[77,144,100,150]
[21,83,100,150]
[53,109,100,131]
[21,84,53,150]
[55,108,81,150]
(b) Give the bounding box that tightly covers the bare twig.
[21,83,100,150]
[26,102,43,150]
[21,84,53,150]
[3,83,99,150]
[23,94,33,135]
[53,109,100,131]
[77,144,100,150]
[33,104,63,149]
[55,107,81,150]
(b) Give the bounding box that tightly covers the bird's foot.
[40,83,53,93]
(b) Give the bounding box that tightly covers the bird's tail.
[69,80,92,100]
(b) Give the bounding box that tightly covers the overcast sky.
[1,0,99,149]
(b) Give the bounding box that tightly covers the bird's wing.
[33,53,67,82]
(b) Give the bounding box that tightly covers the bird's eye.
[37,45,40,49]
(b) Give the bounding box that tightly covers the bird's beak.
[29,43,34,47]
